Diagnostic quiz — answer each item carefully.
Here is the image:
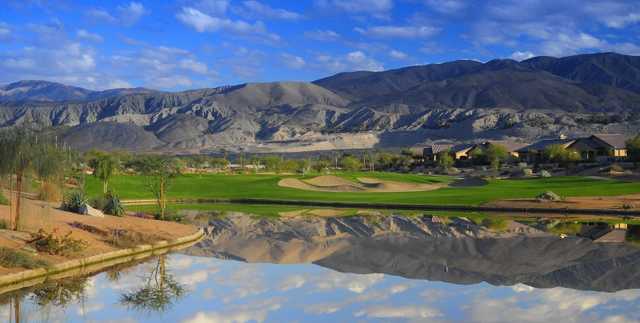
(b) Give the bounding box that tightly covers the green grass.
[87,173,640,206]
[0,247,50,269]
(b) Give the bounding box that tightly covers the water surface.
[2,208,640,323]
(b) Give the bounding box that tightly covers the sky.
[1,0,639,91]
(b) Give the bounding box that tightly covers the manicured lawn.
[86,173,640,206]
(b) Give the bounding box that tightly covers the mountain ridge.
[1,52,639,153]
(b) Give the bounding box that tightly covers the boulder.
[80,204,105,218]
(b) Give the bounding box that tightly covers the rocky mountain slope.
[184,214,640,292]
[1,52,639,153]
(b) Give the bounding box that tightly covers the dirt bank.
[0,198,198,275]
[486,194,640,211]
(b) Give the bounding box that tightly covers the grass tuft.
[0,247,50,269]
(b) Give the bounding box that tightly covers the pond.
[2,207,640,322]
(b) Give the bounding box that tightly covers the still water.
[2,209,640,323]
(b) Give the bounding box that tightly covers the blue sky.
[1,0,639,91]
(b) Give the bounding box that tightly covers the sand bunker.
[278,175,444,193]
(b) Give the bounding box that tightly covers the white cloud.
[356,25,439,38]
[193,0,230,16]
[118,2,147,26]
[86,8,117,23]
[315,0,393,17]
[510,51,535,61]
[77,29,103,42]
[424,0,467,14]
[304,29,340,41]
[278,274,306,290]
[389,49,408,60]
[0,22,11,39]
[86,2,147,26]
[241,1,303,20]
[182,298,283,323]
[107,79,132,89]
[355,305,442,320]
[180,58,210,74]
[313,272,385,293]
[176,7,280,41]
[281,53,306,69]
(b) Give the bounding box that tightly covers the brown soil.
[486,194,640,210]
[278,175,443,193]
[0,198,198,275]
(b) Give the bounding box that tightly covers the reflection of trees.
[30,276,88,307]
[120,256,186,313]
[0,276,89,323]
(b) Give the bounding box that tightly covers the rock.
[540,170,552,177]
[82,204,105,218]
[536,191,562,202]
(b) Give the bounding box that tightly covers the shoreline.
[123,198,640,217]
[0,228,203,295]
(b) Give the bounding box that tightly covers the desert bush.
[103,191,125,217]
[481,218,510,231]
[0,247,50,269]
[39,181,63,202]
[0,191,7,205]
[31,229,87,256]
[62,190,88,214]
[0,219,7,230]
[109,229,157,248]
[90,197,108,210]
[536,191,562,202]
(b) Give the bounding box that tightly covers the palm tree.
[90,154,117,194]
[0,128,68,230]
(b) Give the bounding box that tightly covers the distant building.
[423,143,475,162]
[568,134,628,161]
[516,138,577,163]
[517,133,629,163]
[423,140,528,163]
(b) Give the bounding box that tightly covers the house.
[471,140,529,159]
[516,137,577,163]
[568,134,628,161]
[423,143,475,162]
[423,144,454,162]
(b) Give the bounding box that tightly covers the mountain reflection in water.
[1,212,640,323]
[185,214,640,292]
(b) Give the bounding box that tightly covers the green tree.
[485,144,509,171]
[545,144,581,169]
[132,156,181,220]
[626,135,640,166]
[340,155,362,171]
[89,153,118,194]
[0,128,69,230]
[261,156,282,173]
[437,151,454,170]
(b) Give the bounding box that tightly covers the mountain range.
[1,52,640,153]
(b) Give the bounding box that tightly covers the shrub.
[31,229,88,256]
[536,191,562,202]
[155,212,184,223]
[0,191,7,205]
[0,247,50,269]
[481,218,510,231]
[0,219,7,230]
[90,197,108,211]
[39,182,63,202]
[62,190,88,214]
[103,191,125,217]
